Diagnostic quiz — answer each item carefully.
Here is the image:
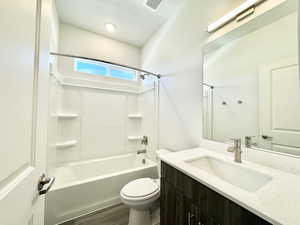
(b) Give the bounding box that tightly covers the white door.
[0,0,51,225]
[259,58,300,155]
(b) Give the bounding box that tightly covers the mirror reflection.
[203,5,300,156]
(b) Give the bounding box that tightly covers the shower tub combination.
[45,153,157,225]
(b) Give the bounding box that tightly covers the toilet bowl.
[120,178,160,225]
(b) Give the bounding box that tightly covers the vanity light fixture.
[105,23,116,33]
[207,0,265,33]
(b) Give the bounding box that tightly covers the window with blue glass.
[110,68,136,80]
[74,59,136,81]
[75,59,108,76]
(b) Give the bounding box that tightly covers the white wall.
[299,0,300,90]
[58,23,141,78]
[141,0,245,151]
[50,1,59,53]
[49,1,60,73]
[204,12,298,143]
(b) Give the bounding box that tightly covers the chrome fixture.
[227,138,242,163]
[188,212,195,225]
[141,136,148,146]
[138,137,147,155]
[37,174,55,195]
[262,135,273,141]
[140,73,153,80]
[145,0,162,11]
[104,23,116,33]
[207,0,265,33]
[137,149,147,155]
[245,136,255,148]
[236,7,256,22]
[201,82,214,89]
[50,52,161,79]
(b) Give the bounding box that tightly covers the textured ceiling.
[56,0,183,47]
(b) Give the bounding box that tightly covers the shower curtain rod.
[50,52,161,79]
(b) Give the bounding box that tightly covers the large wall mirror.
[203,0,300,156]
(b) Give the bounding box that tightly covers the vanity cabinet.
[160,162,272,225]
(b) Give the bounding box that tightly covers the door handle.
[188,212,194,225]
[188,212,195,225]
[37,174,55,195]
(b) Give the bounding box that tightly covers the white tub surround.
[159,148,300,225]
[45,154,157,225]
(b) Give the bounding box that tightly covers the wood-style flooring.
[60,204,129,225]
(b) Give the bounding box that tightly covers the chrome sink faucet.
[245,136,255,148]
[227,138,242,163]
[141,136,148,145]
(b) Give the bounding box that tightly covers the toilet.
[120,150,171,225]
[120,178,160,225]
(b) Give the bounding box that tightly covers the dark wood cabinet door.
[161,178,187,225]
[184,197,199,225]
[241,209,272,225]
[160,178,166,225]
[160,162,272,225]
[206,187,228,225]
[175,189,185,225]
[195,182,208,225]
[226,200,243,225]
[226,200,272,225]
[160,179,176,225]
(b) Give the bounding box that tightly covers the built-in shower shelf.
[56,140,78,149]
[128,136,143,141]
[128,114,142,119]
[56,113,79,119]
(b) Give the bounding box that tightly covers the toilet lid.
[121,178,159,198]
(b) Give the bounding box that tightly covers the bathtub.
[45,154,157,225]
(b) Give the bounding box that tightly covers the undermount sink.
[184,156,272,192]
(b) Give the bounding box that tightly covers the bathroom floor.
[60,203,160,225]
[61,204,129,225]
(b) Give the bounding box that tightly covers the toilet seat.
[121,178,160,200]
